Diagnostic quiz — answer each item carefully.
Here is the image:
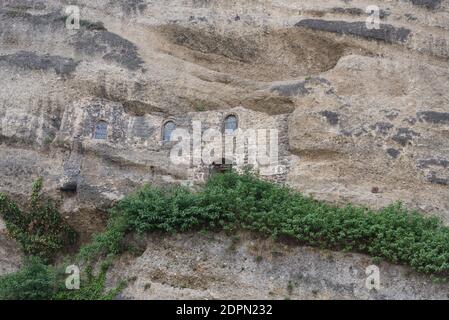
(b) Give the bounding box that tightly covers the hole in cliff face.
[156,25,347,82]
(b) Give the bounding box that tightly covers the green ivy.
[85,171,449,275]
[0,178,77,262]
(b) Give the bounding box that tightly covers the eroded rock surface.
[1,0,449,297]
[0,0,448,220]
[107,232,449,300]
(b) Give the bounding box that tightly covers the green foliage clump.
[0,257,56,300]
[0,179,122,300]
[58,15,107,31]
[0,257,123,300]
[78,214,128,262]
[85,171,449,275]
[0,257,122,300]
[3,171,449,300]
[54,260,124,301]
[0,178,77,262]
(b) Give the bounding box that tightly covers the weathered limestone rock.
[287,53,449,218]
[107,232,449,300]
[0,51,79,75]
[0,0,449,296]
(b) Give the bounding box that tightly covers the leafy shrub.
[54,260,124,300]
[0,178,77,262]
[85,171,449,275]
[0,257,56,300]
[3,171,449,300]
[78,212,129,262]
[0,256,122,300]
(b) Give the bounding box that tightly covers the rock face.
[1,0,449,294]
[108,232,449,300]
[1,0,449,222]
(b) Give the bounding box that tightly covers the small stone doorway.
[209,158,233,175]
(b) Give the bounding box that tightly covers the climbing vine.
[0,178,77,262]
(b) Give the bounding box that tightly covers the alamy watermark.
[65,265,80,290]
[366,5,381,30]
[168,121,285,174]
[65,6,80,30]
[365,265,381,291]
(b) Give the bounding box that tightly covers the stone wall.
[56,99,294,199]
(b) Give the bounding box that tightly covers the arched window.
[94,121,108,140]
[162,121,176,141]
[224,115,238,134]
